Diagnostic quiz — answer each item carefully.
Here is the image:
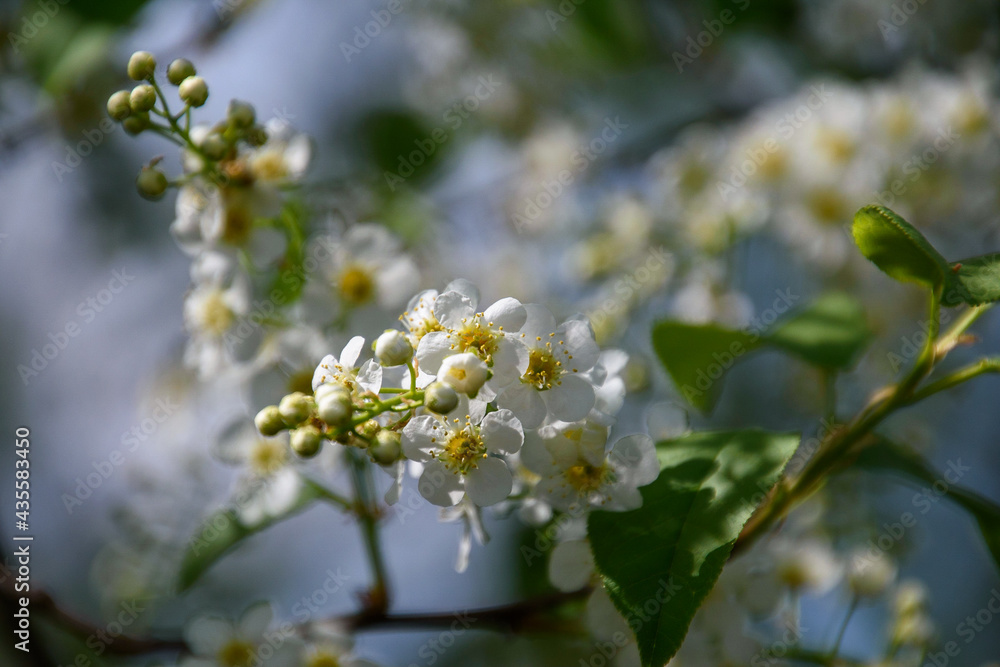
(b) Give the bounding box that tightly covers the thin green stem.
[348,449,390,613]
[901,357,1000,406]
[828,596,858,660]
[302,477,353,512]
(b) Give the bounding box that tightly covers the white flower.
[374,329,413,367]
[301,631,381,667]
[248,118,312,185]
[437,352,490,396]
[771,538,843,594]
[529,431,659,513]
[249,325,332,411]
[183,255,254,378]
[303,224,419,313]
[312,336,382,395]
[548,539,595,592]
[847,549,897,597]
[400,287,445,347]
[497,306,601,429]
[415,281,527,394]
[401,408,523,507]
[181,602,299,667]
[212,419,305,526]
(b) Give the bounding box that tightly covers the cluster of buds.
[254,331,460,465]
[106,51,272,201]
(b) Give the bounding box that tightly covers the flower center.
[806,188,847,226]
[440,429,486,474]
[251,149,289,182]
[816,128,856,164]
[338,265,376,305]
[454,317,500,363]
[306,651,342,667]
[199,290,235,336]
[565,462,610,494]
[523,347,561,390]
[250,439,288,475]
[221,193,254,246]
[217,640,256,667]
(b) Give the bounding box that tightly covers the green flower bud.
[374,330,413,367]
[178,76,208,107]
[254,405,285,436]
[122,112,150,136]
[127,51,157,81]
[136,166,168,200]
[166,58,196,86]
[227,99,256,129]
[199,132,228,161]
[290,425,322,458]
[245,125,268,147]
[278,391,314,426]
[107,90,132,121]
[424,381,459,415]
[356,419,380,441]
[370,430,401,466]
[129,84,157,113]
[317,387,353,427]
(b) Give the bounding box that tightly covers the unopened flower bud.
[255,406,285,436]
[127,51,156,81]
[122,112,150,135]
[199,132,228,161]
[278,391,314,426]
[166,58,196,86]
[107,90,132,121]
[356,419,380,440]
[245,125,268,147]
[424,381,459,414]
[179,76,208,107]
[129,84,157,112]
[136,166,168,200]
[374,330,413,367]
[290,425,322,458]
[317,386,353,426]
[227,99,256,128]
[370,430,401,465]
[439,352,489,396]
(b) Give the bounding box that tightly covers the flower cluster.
[254,280,659,566]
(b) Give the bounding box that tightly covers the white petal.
[489,337,524,387]
[464,458,513,506]
[434,290,476,330]
[546,375,595,423]
[415,331,455,374]
[339,336,365,369]
[498,383,547,429]
[185,617,234,655]
[312,354,339,390]
[480,409,524,455]
[238,601,273,640]
[606,482,644,511]
[376,257,420,309]
[384,461,405,505]
[520,434,557,474]
[443,278,480,307]
[418,459,464,506]
[247,226,288,267]
[356,359,383,393]
[559,319,600,371]
[520,303,557,339]
[548,540,595,592]
[610,434,659,487]
[401,416,439,461]
[483,297,526,331]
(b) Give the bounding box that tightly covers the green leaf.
[943,252,1000,307]
[588,430,800,667]
[766,293,871,369]
[852,205,949,289]
[651,322,760,412]
[177,476,324,591]
[653,294,870,412]
[855,439,1000,575]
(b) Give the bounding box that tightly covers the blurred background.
[1,0,1000,665]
